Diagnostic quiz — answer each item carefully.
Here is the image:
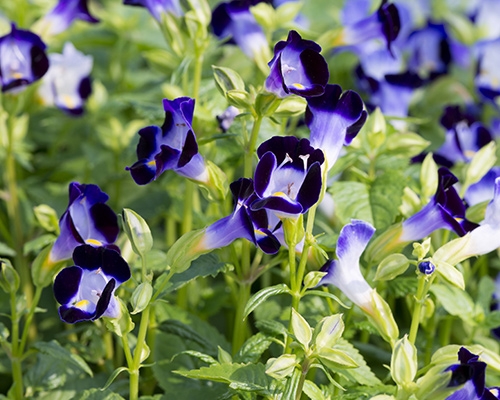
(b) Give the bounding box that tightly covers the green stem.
[129,305,151,400]
[232,282,251,354]
[10,291,23,400]
[295,359,311,400]
[18,285,43,355]
[285,237,298,354]
[409,275,434,345]
[192,51,204,101]
[244,116,263,178]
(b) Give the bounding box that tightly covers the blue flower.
[53,245,130,323]
[199,178,281,254]
[127,97,209,185]
[0,24,49,93]
[50,182,119,263]
[37,0,99,36]
[418,261,435,274]
[217,105,239,132]
[123,0,183,21]
[251,136,324,220]
[38,42,93,115]
[465,167,500,207]
[211,0,268,60]
[306,84,367,170]
[265,30,329,98]
[475,38,500,102]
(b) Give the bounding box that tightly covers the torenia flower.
[465,167,500,206]
[475,38,500,102]
[335,0,400,54]
[36,0,99,37]
[211,0,268,61]
[38,42,92,115]
[265,30,329,98]
[0,24,49,93]
[127,97,209,185]
[50,182,119,263]
[53,245,130,323]
[251,136,324,219]
[305,84,367,170]
[198,178,281,254]
[123,0,183,21]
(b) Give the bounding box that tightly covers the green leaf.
[23,234,56,256]
[172,350,218,366]
[212,65,245,94]
[33,340,93,377]
[330,182,373,226]
[122,208,153,257]
[72,389,126,400]
[484,311,500,330]
[430,284,475,322]
[0,242,16,257]
[369,171,406,230]
[101,367,129,391]
[477,275,496,313]
[243,284,290,320]
[317,348,358,369]
[158,319,215,352]
[234,332,274,364]
[255,320,287,337]
[303,379,325,400]
[282,368,301,400]
[303,290,350,309]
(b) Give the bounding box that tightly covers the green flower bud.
[130,282,153,315]
[434,260,465,290]
[218,346,232,364]
[312,314,344,352]
[226,90,253,111]
[274,96,307,118]
[374,254,409,281]
[265,354,298,380]
[31,244,67,288]
[122,208,153,257]
[34,204,60,233]
[255,92,282,118]
[302,271,327,291]
[291,308,312,351]
[369,290,399,346]
[104,298,134,337]
[420,153,438,201]
[212,65,245,95]
[0,259,19,293]
[203,160,229,201]
[316,348,358,369]
[391,335,417,386]
[412,238,431,261]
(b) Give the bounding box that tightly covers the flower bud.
[291,308,312,350]
[312,314,344,352]
[204,160,229,201]
[212,65,245,94]
[274,96,307,118]
[226,90,253,111]
[465,141,497,189]
[122,208,153,257]
[374,254,409,281]
[418,261,435,275]
[131,282,153,315]
[104,298,135,337]
[0,259,20,293]
[434,260,465,290]
[391,335,417,386]
[412,238,431,261]
[369,290,399,346]
[420,153,438,201]
[255,92,282,118]
[34,204,60,233]
[265,354,298,380]
[302,271,327,291]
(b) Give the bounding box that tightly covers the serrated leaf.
[370,171,406,230]
[244,284,290,320]
[234,332,274,364]
[330,181,373,225]
[172,350,218,365]
[255,320,287,337]
[33,340,93,377]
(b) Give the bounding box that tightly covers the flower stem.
[232,281,251,354]
[18,285,43,355]
[10,291,23,400]
[129,304,151,400]
[409,274,435,345]
[244,116,263,178]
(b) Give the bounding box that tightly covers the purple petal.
[254,152,277,198]
[296,161,322,211]
[177,130,198,168]
[466,167,500,206]
[72,245,131,284]
[202,208,255,250]
[336,219,375,265]
[58,305,95,323]
[126,159,157,185]
[250,195,303,216]
[93,278,116,320]
[136,126,162,160]
[53,266,82,305]
[123,0,183,20]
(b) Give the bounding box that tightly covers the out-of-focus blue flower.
[198,178,281,254]
[465,167,500,206]
[0,24,49,93]
[127,97,209,185]
[38,42,92,115]
[217,105,239,132]
[336,0,400,54]
[250,136,324,220]
[53,245,130,324]
[211,0,268,60]
[50,182,119,263]
[37,0,99,36]
[471,0,500,40]
[317,220,375,313]
[305,84,367,170]
[265,30,329,98]
[399,168,477,243]
[123,0,183,21]
[434,106,493,168]
[475,38,500,102]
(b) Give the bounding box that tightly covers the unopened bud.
[0,260,19,293]
[131,282,153,315]
[265,354,297,379]
[418,261,435,275]
[312,314,344,352]
[122,209,153,257]
[391,335,417,386]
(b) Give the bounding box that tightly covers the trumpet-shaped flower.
[127,97,209,185]
[251,136,324,220]
[50,182,119,263]
[38,42,92,115]
[265,30,329,98]
[53,245,130,323]
[305,84,367,170]
[37,0,99,36]
[211,0,268,60]
[123,0,183,21]
[0,24,49,93]
[198,178,281,254]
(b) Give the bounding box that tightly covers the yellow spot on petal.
[254,229,267,237]
[147,160,156,167]
[292,83,305,89]
[455,217,464,223]
[74,299,89,308]
[273,192,287,198]
[86,238,103,246]
[63,94,75,109]
[12,72,23,79]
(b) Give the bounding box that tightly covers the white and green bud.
[420,153,438,201]
[291,308,312,351]
[130,282,153,315]
[274,95,307,118]
[302,271,327,292]
[34,204,59,233]
[166,228,208,274]
[0,259,20,293]
[374,253,409,281]
[369,290,399,346]
[391,335,417,386]
[283,214,304,248]
[412,238,431,261]
[316,348,358,369]
[464,141,497,189]
[265,354,298,380]
[203,160,229,201]
[212,65,245,95]
[226,89,253,111]
[312,314,344,352]
[364,108,386,152]
[122,208,153,258]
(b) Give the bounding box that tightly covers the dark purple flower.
[418,261,435,274]
[265,30,329,98]
[127,97,209,185]
[399,168,478,242]
[338,0,400,54]
[123,0,183,21]
[434,106,493,167]
[306,84,367,170]
[198,178,281,254]
[0,24,49,93]
[211,0,268,60]
[53,245,130,323]
[475,38,500,102]
[251,136,324,219]
[38,0,99,36]
[49,182,119,263]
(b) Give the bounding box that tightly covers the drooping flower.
[53,245,130,323]
[250,136,324,220]
[0,24,49,93]
[123,0,183,21]
[265,30,329,98]
[36,0,99,37]
[38,42,92,115]
[127,97,209,185]
[211,0,269,61]
[49,182,119,263]
[306,84,367,170]
[198,178,281,254]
